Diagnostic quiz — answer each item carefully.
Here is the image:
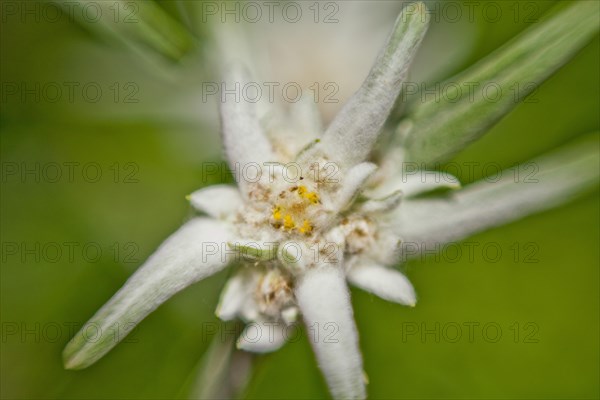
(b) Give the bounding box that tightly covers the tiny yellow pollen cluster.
[271,185,319,235]
[272,205,282,221]
[298,185,320,204]
[299,220,313,234]
[283,214,295,229]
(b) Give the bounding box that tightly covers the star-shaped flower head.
[63,2,599,399]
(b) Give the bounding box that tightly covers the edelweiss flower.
[64,2,599,399]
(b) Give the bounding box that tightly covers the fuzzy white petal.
[401,172,461,197]
[236,321,287,353]
[63,218,233,369]
[216,274,246,321]
[370,172,460,199]
[334,162,377,212]
[296,267,365,400]
[393,138,599,248]
[359,190,403,214]
[307,3,429,169]
[347,263,416,306]
[216,270,260,321]
[290,95,323,140]
[263,100,321,162]
[263,97,323,161]
[220,64,275,195]
[277,240,314,274]
[189,185,244,219]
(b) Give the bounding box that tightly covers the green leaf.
[399,1,599,165]
[57,0,195,61]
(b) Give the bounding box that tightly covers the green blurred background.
[1,0,598,399]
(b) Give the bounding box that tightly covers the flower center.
[270,185,320,235]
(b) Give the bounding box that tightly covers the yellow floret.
[272,205,282,220]
[283,214,295,230]
[299,220,313,235]
[305,192,319,204]
[297,185,320,204]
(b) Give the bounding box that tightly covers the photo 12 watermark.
[399,161,539,184]
[1,241,140,264]
[199,161,341,185]
[199,1,340,24]
[1,321,140,344]
[1,162,140,184]
[400,80,540,105]
[1,1,139,24]
[201,81,339,104]
[401,1,541,24]
[399,241,540,264]
[1,81,140,104]
[399,321,540,344]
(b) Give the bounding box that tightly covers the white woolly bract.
[236,321,287,353]
[189,184,243,219]
[220,64,275,196]
[347,263,416,306]
[63,218,233,369]
[295,267,365,400]
[216,269,260,322]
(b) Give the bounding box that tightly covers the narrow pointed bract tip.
[62,343,87,371]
